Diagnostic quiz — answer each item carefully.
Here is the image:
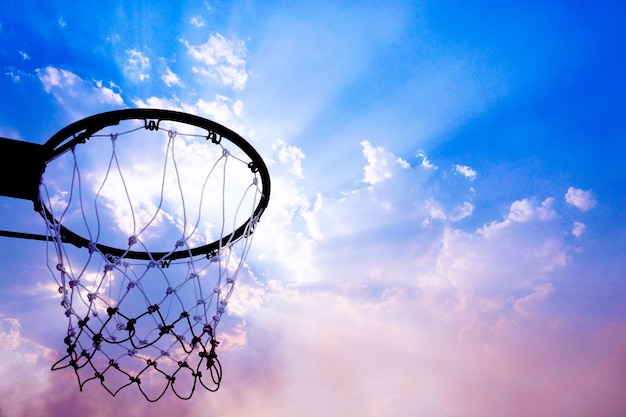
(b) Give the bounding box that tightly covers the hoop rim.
[40,108,271,261]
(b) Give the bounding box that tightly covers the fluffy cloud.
[565,187,597,211]
[189,15,205,27]
[133,94,245,131]
[572,221,587,237]
[184,34,248,90]
[124,49,151,82]
[361,140,410,185]
[161,66,182,87]
[455,164,477,180]
[480,198,557,237]
[277,140,306,179]
[36,66,123,118]
[417,150,437,170]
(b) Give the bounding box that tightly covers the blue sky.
[1,1,626,416]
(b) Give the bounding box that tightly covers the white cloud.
[277,140,306,179]
[5,70,20,82]
[480,198,557,237]
[124,49,151,82]
[565,187,597,211]
[36,66,123,118]
[19,50,30,60]
[133,94,244,130]
[232,99,244,117]
[161,66,182,87]
[361,140,410,185]
[190,15,205,27]
[424,200,474,224]
[572,221,586,237]
[509,197,556,222]
[184,34,248,90]
[450,201,474,221]
[512,283,554,315]
[417,150,437,170]
[0,318,21,350]
[454,164,477,180]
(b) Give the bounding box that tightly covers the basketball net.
[37,116,266,401]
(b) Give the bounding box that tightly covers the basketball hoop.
[0,109,270,401]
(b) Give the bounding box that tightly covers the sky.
[1,0,626,416]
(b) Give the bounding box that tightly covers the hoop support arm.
[0,137,47,204]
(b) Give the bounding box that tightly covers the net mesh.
[37,117,265,401]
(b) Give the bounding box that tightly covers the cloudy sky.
[1,1,626,416]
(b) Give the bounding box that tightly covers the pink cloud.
[565,187,598,211]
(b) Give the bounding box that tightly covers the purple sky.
[1,1,625,416]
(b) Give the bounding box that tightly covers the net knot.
[213,287,221,295]
[148,261,158,268]
[147,305,159,314]
[222,148,230,157]
[207,131,221,144]
[69,279,79,288]
[166,287,175,295]
[190,272,200,279]
[145,119,158,131]
[126,318,137,331]
[87,242,98,253]
[128,235,138,246]
[110,133,118,142]
[87,293,98,302]
[56,263,65,272]
[158,325,173,335]
[104,263,114,272]
[168,130,177,139]
[127,349,137,357]
[175,239,185,247]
